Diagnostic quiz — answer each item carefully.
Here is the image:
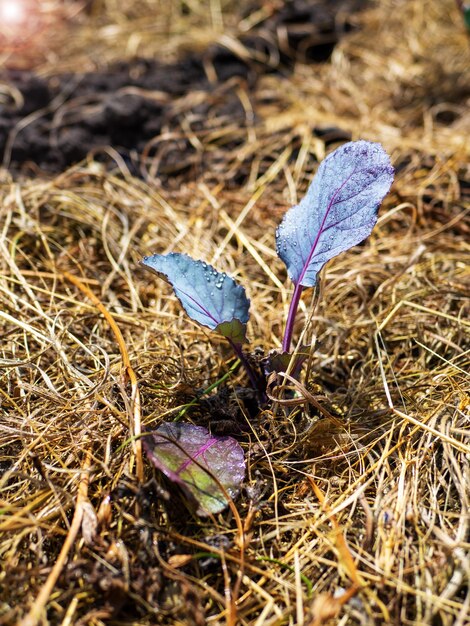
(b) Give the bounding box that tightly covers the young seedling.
[140,140,394,515]
[142,140,394,385]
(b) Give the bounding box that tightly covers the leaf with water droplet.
[276,141,394,287]
[141,253,250,343]
[143,422,245,516]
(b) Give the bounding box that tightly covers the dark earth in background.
[0,0,362,180]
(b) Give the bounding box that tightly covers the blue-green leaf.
[276,141,394,287]
[141,253,250,343]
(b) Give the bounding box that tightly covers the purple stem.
[282,282,303,353]
[228,339,266,403]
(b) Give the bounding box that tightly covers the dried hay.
[0,1,468,625]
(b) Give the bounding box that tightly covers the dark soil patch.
[0,0,362,179]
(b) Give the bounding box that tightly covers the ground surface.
[0,0,358,177]
[0,1,469,625]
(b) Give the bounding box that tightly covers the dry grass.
[0,1,469,625]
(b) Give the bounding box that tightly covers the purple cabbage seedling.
[141,141,394,514]
[142,140,394,390]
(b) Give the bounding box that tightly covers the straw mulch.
[0,1,468,625]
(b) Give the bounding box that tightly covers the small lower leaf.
[264,347,310,378]
[143,423,245,516]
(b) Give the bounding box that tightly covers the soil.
[0,0,362,179]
